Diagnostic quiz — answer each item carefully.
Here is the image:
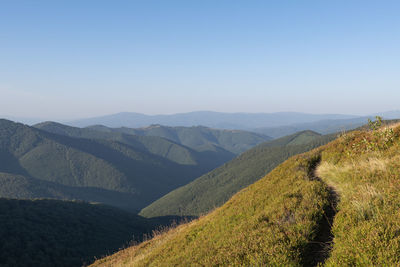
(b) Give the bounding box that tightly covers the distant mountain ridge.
[86,124,272,154]
[65,111,400,139]
[68,111,359,129]
[253,117,368,138]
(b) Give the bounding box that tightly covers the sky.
[1,0,400,120]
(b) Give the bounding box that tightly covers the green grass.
[316,122,400,265]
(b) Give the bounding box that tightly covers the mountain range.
[67,111,359,129]
[0,119,237,212]
[85,124,271,154]
[0,119,272,213]
[65,110,400,138]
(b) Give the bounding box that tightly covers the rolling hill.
[0,119,232,212]
[92,121,400,266]
[140,130,337,218]
[86,124,272,154]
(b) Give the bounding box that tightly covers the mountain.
[92,121,400,266]
[254,117,369,138]
[0,119,232,212]
[86,124,272,155]
[0,115,45,125]
[68,111,358,129]
[34,121,235,165]
[0,198,184,267]
[67,110,400,139]
[140,130,336,218]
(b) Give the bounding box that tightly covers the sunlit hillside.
[92,120,400,266]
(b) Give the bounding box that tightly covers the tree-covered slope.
[93,121,400,266]
[0,119,231,212]
[140,130,336,217]
[35,121,235,166]
[0,198,179,267]
[86,124,272,154]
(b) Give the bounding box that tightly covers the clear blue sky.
[1,0,399,119]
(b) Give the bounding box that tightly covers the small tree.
[368,116,382,131]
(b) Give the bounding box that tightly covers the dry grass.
[317,124,400,266]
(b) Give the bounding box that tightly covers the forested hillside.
[35,121,235,166]
[86,124,271,154]
[1,119,231,212]
[140,130,336,217]
[0,198,182,267]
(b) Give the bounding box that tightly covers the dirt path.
[301,156,338,266]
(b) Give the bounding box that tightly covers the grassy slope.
[0,198,181,267]
[0,119,231,212]
[92,151,330,266]
[93,122,400,266]
[140,131,335,217]
[317,123,400,265]
[87,124,272,154]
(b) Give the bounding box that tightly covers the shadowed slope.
[0,198,187,267]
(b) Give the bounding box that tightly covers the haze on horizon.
[1,1,400,120]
